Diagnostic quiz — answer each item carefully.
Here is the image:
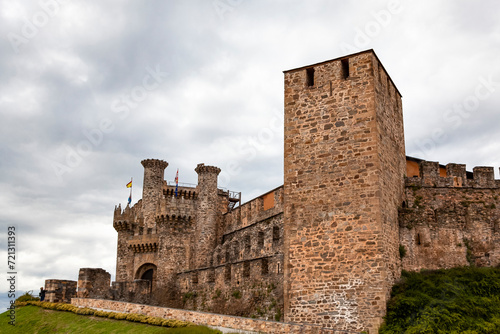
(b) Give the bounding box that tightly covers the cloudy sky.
[1,0,499,308]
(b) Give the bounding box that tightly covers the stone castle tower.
[283,50,405,331]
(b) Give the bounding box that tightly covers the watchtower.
[283,50,406,332]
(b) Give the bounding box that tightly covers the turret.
[193,163,221,268]
[141,159,168,228]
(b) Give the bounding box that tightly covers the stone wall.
[373,52,406,293]
[400,161,500,271]
[111,280,152,304]
[283,49,405,333]
[77,268,111,299]
[45,279,77,303]
[71,298,359,334]
[223,187,283,233]
[177,209,284,320]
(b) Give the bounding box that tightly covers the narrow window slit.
[306,68,315,87]
[341,59,349,79]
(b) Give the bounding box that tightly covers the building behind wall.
[71,49,500,333]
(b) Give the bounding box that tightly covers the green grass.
[0,305,220,334]
[380,267,500,334]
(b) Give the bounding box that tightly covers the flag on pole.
[126,178,132,205]
[175,169,179,197]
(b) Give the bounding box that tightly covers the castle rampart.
[400,160,500,271]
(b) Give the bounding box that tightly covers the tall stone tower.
[141,159,169,228]
[194,163,221,268]
[283,50,405,332]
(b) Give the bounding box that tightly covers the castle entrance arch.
[135,263,157,292]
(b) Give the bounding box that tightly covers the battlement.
[406,160,500,188]
[113,220,133,232]
[141,159,169,169]
[163,185,198,199]
[195,163,221,175]
[113,201,143,232]
[223,186,283,234]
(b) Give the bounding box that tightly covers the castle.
[46,50,500,333]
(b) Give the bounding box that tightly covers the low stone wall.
[45,279,77,303]
[71,298,359,334]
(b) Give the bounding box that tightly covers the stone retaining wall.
[71,298,360,334]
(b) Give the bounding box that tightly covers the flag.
[126,178,132,205]
[175,169,179,197]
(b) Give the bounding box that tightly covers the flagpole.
[130,177,133,204]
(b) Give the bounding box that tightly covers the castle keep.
[57,50,500,333]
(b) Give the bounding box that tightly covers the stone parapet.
[195,163,221,175]
[141,159,169,169]
[406,161,499,189]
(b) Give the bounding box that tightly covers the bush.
[380,267,500,333]
[399,245,407,259]
[15,291,39,303]
[231,290,242,299]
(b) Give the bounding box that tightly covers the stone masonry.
[400,162,500,270]
[63,49,500,333]
[44,279,77,303]
[283,50,405,333]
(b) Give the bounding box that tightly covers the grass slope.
[379,267,500,334]
[0,305,220,334]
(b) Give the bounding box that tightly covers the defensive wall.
[400,161,500,271]
[177,186,285,320]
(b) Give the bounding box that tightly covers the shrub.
[15,291,39,303]
[399,245,407,259]
[231,290,242,299]
[380,267,500,333]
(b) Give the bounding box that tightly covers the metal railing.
[167,181,197,188]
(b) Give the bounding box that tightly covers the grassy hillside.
[379,267,500,334]
[0,305,221,334]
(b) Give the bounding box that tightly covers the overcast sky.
[1,0,499,309]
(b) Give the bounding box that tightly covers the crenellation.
[419,161,440,186]
[473,166,495,188]
[407,161,500,190]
